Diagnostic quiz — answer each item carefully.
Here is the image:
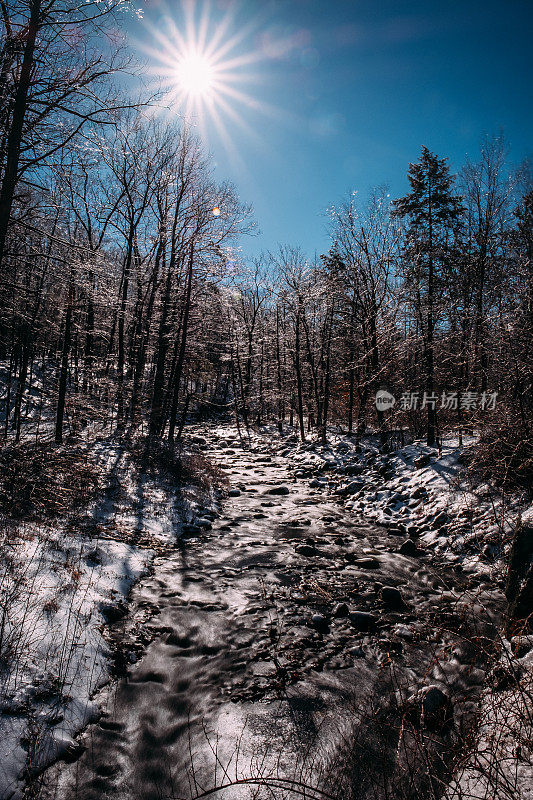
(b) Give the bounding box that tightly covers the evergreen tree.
[393,147,463,445]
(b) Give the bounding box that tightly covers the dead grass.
[0,441,99,519]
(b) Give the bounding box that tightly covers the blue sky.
[131,0,532,259]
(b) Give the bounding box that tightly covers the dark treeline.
[0,1,532,490]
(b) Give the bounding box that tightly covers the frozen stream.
[39,429,503,800]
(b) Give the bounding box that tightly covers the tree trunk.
[167,243,194,443]
[55,282,74,444]
[294,311,305,441]
[0,0,41,270]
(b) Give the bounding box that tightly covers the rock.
[99,602,127,624]
[295,544,318,557]
[510,635,533,658]
[412,486,428,499]
[333,602,349,618]
[378,463,395,477]
[311,613,330,634]
[399,539,418,557]
[353,557,380,569]
[61,740,86,764]
[228,488,241,497]
[482,543,497,559]
[196,518,212,530]
[267,485,290,496]
[345,480,364,494]
[349,611,377,631]
[292,593,306,605]
[182,523,202,536]
[414,454,431,469]
[432,511,449,529]
[407,685,453,731]
[381,586,405,610]
[345,464,364,476]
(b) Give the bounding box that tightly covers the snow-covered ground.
[1,423,531,799]
[276,429,530,568]
[270,425,533,798]
[0,439,219,800]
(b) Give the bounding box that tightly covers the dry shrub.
[467,407,533,494]
[0,441,99,518]
[139,440,229,493]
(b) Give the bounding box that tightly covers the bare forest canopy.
[0,1,532,491]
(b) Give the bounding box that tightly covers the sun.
[176,52,214,98]
[138,1,279,164]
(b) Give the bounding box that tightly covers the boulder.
[345,464,364,476]
[349,611,378,631]
[345,480,364,494]
[99,602,127,624]
[510,635,533,658]
[333,602,349,618]
[295,544,318,557]
[182,523,202,536]
[381,586,405,610]
[310,613,330,634]
[406,685,453,731]
[267,485,290,496]
[399,539,418,557]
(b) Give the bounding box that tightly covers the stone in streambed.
[406,685,453,731]
[228,488,241,497]
[511,635,533,658]
[333,602,349,618]
[353,557,380,569]
[99,602,127,624]
[399,539,418,556]
[295,544,318,557]
[349,611,377,631]
[310,613,330,634]
[182,523,202,536]
[381,586,406,610]
[266,485,290,496]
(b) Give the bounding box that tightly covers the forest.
[0,3,531,482]
[0,2,532,800]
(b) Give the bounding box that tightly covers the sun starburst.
[137,1,276,163]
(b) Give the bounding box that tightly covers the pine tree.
[393,147,463,445]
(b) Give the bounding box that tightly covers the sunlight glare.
[139,1,284,168]
[177,52,214,97]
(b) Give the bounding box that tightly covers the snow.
[0,439,218,800]
[0,522,150,800]
[1,424,531,798]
